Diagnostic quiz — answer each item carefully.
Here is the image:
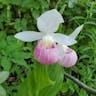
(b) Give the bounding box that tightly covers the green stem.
[64,72,96,95]
[55,0,61,9]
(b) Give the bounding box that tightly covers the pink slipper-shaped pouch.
[34,41,59,64]
[59,48,78,68]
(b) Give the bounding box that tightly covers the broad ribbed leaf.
[17,62,54,96]
[39,64,64,96]
[17,63,64,96]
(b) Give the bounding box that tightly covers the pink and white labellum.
[15,9,84,65]
[34,40,59,64]
[59,47,78,67]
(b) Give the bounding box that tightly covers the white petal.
[57,44,65,59]
[52,33,77,46]
[15,31,43,42]
[69,24,84,39]
[37,9,64,33]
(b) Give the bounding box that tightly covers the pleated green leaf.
[17,63,64,96]
[39,64,64,96]
[17,62,55,96]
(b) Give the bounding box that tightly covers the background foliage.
[0,0,96,96]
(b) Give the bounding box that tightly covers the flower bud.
[59,48,78,67]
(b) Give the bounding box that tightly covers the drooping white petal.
[15,31,43,42]
[52,33,77,46]
[37,9,64,33]
[57,44,66,59]
[69,24,84,39]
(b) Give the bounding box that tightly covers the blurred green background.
[0,0,96,96]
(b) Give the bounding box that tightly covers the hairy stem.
[64,72,96,95]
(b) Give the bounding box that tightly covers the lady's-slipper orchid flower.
[15,9,84,65]
[59,45,78,67]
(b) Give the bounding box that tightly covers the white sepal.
[52,33,77,46]
[15,31,43,42]
[69,24,84,39]
[37,9,64,33]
